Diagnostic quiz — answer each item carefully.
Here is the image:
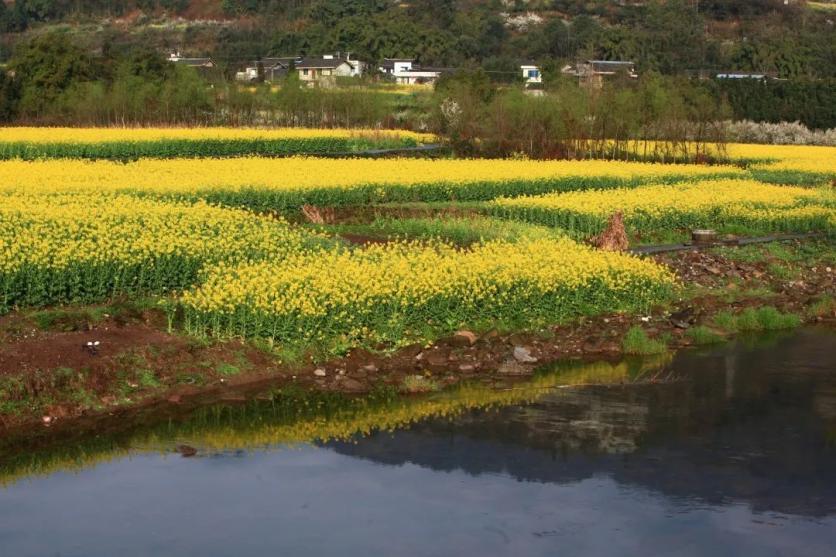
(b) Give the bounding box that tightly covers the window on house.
[303,69,309,76]
[528,70,540,79]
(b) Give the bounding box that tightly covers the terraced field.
[0,130,834,425]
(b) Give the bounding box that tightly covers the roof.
[260,57,301,67]
[398,69,443,77]
[296,57,354,69]
[381,58,414,70]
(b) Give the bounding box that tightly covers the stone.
[458,363,476,373]
[339,377,365,392]
[452,330,478,346]
[175,444,197,457]
[513,346,538,363]
[361,363,378,373]
[313,368,327,377]
[425,351,449,367]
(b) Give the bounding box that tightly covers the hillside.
[1,0,834,79]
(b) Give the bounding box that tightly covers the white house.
[380,58,415,76]
[167,51,215,73]
[521,64,542,86]
[379,58,444,85]
[296,54,365,86]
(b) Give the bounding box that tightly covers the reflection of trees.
[330,331,836,517]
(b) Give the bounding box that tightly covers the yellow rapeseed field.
[0,157,744,203]
[619,141,836,176]
[0,193,312,309]
[491,179,835,234]
[181,238,676,344]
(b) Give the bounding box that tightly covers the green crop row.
[0,137,420,161]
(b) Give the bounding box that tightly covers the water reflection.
[330,331,836,517]
[0,353,671,484]
[1,328,835,557]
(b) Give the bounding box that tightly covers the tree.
[0,70,19,122]
[9,32,99,118]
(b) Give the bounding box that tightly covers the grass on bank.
[713,306,802,333]
[622,326,669,355]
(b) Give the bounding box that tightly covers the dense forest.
[0,0,834,142]
[1,0,834,79]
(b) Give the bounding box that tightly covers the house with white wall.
[379,58,445,85]
[296,54,365,86]
[521,64,542,86]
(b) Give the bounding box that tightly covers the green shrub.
[712,306,801,333]
[622,326,668,355]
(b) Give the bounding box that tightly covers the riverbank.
[0,239,832,434]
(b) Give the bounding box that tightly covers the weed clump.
[807,296,836,319]
[622,326,668,355]
[712,306,801,332]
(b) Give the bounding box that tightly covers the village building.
[378,58,446,85]
[380,58,416,76]
[520,64,542,87]
[236,57,300,83]
[167,52,215,74]
[296,54,366,86]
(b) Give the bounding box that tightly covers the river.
[1,328,835,556]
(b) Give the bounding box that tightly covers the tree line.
[1,31,834,160]
[2,0,834,81]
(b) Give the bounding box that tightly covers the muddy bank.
[0,240,833,434]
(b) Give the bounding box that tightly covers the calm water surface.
[1,328,835,557]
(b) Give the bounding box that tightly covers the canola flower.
[615,141,836,178]
[722,143,836,177]
[181,237,676,345]
[490,179,836,236]
[0,193,313,310]
[0,157,745,211]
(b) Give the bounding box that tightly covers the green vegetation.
[686,326,725,345]
[0,137,421,161]
[215,363,242,377]
[807,296,836,319]
[402,375,441,394]
[712,306,802,333]
[324,216,565,246]
[622,326,668,355]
